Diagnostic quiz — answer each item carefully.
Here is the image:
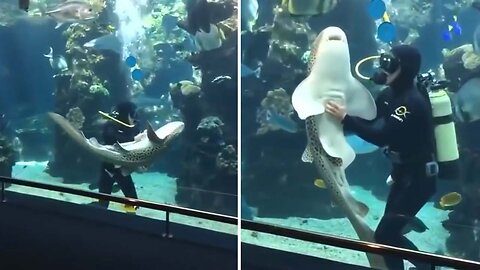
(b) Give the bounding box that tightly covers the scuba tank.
[417,72,460,179]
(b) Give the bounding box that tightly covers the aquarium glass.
[0,0,238,223]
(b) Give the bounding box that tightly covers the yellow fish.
[438,192,462,209]
[313,178,326,189]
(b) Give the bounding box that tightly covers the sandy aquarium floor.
[6,161,236,236]
[242,186,455,269]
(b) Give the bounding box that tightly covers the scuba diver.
[91,101,142,212]
[326,45,437,270]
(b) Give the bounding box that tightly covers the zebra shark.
[48,112,184,176]
[291,26,387,270]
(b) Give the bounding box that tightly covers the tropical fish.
[453,77,480,123]
[281,0,338,16]
[314,178,326,189]
[43,47,69,76]
[194,24,225,51]
[264,110,298,133]
[291,26,387,270]
[346,134,379,154]
[442,15,462,42]
[48,112,184,176]
[45,0,98,29]
[83,32,123,55]
[177,0,226,52]
[438,192,462,209]
[241,64,260,78]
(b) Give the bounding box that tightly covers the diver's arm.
[342,103,416,147]
[103,123,136,144]
[343,90,388,134]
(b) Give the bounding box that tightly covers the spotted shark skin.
[292,26,387,269]
[48,112,184,176]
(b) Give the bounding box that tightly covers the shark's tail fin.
[47,112,92,153]
[349,213,388,270]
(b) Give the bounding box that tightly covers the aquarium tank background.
[0,0,238,218]
[241,0,480,268]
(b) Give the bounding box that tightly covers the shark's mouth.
[328,35,342,41]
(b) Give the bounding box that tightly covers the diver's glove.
[386,175,394,186]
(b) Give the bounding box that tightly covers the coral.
[170,80,202,96]
[197,116,225,145]
[442,45,480,92]
[89,83,109,96]
[216,144,237,175]
[66,107,86,130]
[0,135,18,180]
[256,88,296,135]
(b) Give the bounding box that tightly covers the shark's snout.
[171,122,185,135]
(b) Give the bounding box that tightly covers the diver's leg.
[375,181,410,270]
[375,172,436,270]
[117,174,138,200]
[97,167,115,208]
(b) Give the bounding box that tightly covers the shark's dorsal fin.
[146,122,164,144]
[113,142,129,154]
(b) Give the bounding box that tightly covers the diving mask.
[370,53,400,85]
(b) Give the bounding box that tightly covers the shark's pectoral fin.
[113,142,129,154]
[88,137,103,147]
[291,76,326,120]
[346,193,369,218]
[146,122,165,144]
[316,114,356,169]
[345,77,377,120]
[301,146,313,162]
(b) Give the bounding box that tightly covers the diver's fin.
[344,77,377,120]
[113,142,129,154]
[399,215,429,234]
[301,146,313,163]
[146,122,164,144]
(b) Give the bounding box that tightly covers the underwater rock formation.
[0,135,17,186]
[168,0,237,216]
[174,115,236,216]
[442,45,480,92]
[46,22,125,183]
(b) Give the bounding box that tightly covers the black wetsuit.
[342,46,437,270]
[97,120,141,208]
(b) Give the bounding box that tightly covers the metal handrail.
[3,176,480,269]
[242,219,480,270]
[0,176,237,230]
